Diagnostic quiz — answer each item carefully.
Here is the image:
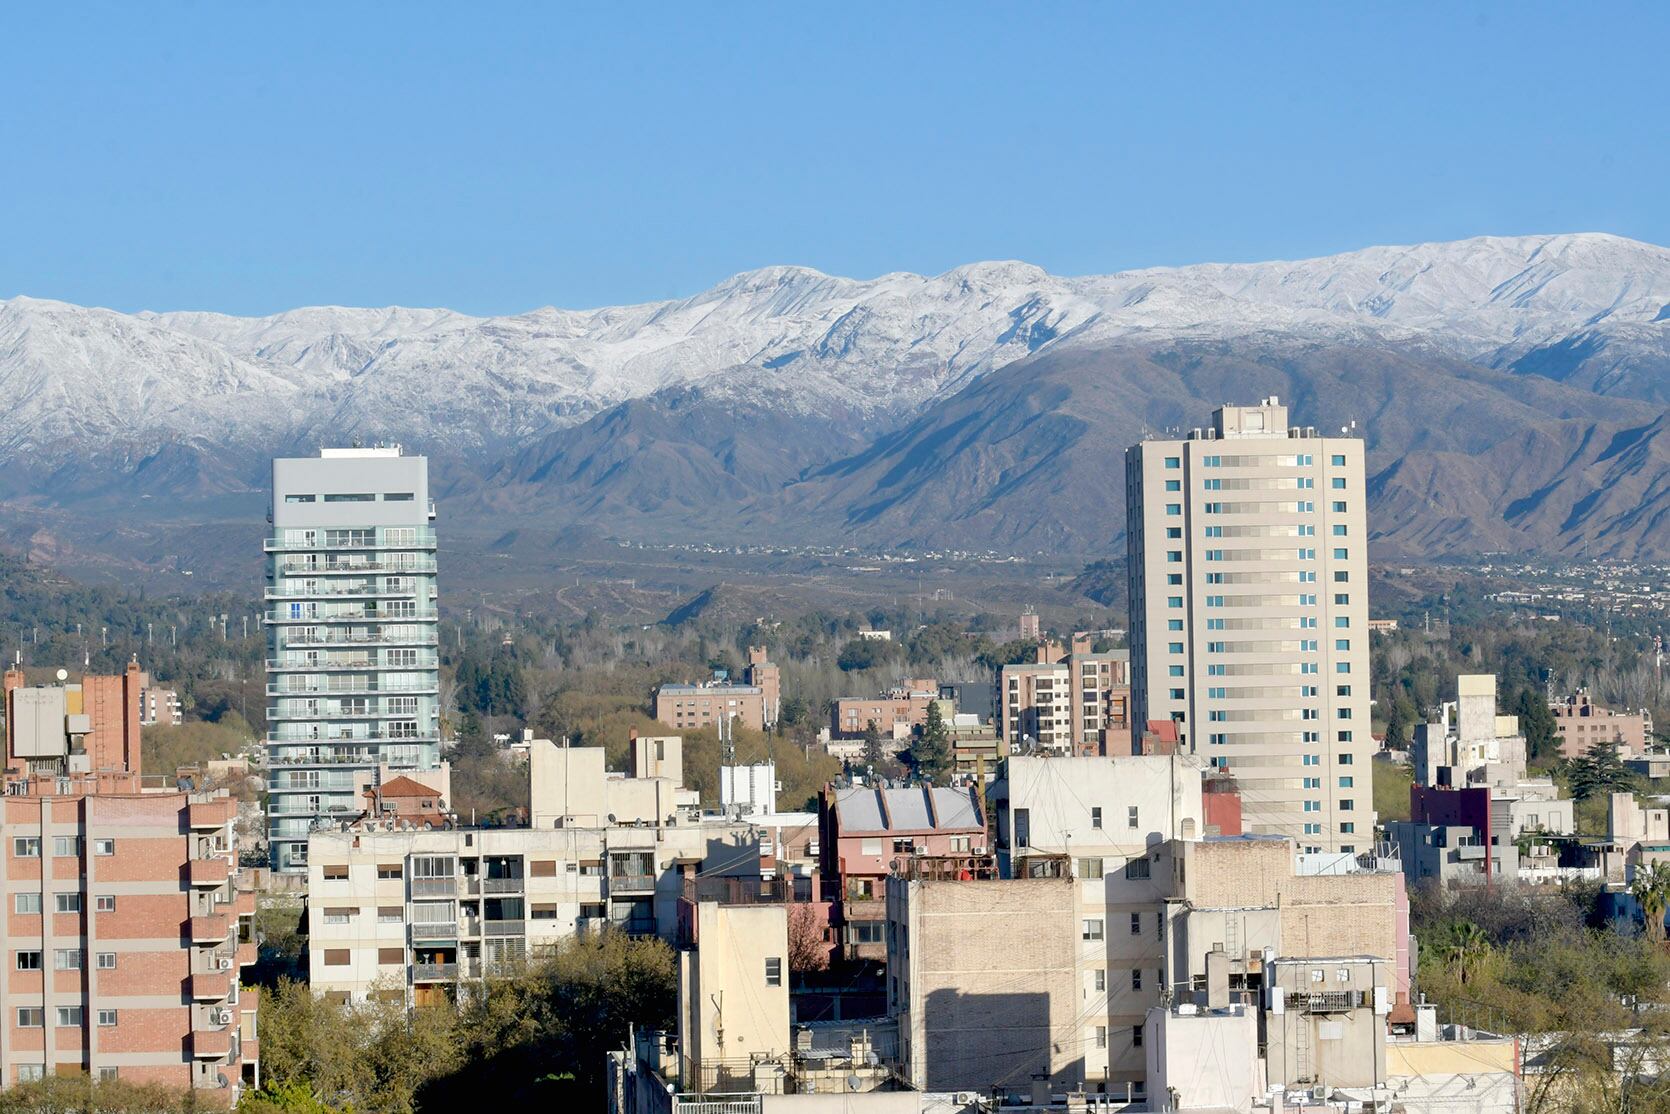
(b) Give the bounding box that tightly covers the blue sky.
[1,2,1666,316]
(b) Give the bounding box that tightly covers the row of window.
[13,893,118,914]
[1167,454,1349,468]
[284,492,416,503]
[12,836,116,858]
[16,949,118,970]
[15,1006,119,1027]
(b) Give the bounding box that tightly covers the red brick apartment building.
[2,664,256,1101]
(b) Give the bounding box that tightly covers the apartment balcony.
[277,557,438,575]
[267,707,425,723]
[191,1028,233,1060]
[237,941,257,968]
[281,631,439,648]
[189,914,231,944]
[188,801,232,830]
[266,583,431,600]
[190,972,233,1001]
[413,962,459,982]
[264,608,438,625]
[484,919,525,937]
[411,923,459,945]
[264,530,438,553]
[235,889,256,918]
[609,874,657,895]
[189,858,232,887]
[411,877,457,898]
[482,877,524,894]
[459,916,482,938]
[267,680,439,697]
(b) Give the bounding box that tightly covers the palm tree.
[1629,860,1670,942]
[1442,921,1492,985]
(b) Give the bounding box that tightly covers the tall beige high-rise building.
[1125,398,1372,853]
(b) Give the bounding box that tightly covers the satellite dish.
[56,669,68,682]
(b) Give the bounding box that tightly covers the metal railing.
[413,962,458,981]
[411,877,456,897]
[266,608,438,624]
[484,919,525,936]
[610,874,657,894]
[281,632,439,647]
[483,877,524,894]
[267,681,439,696]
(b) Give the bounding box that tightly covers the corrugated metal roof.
[833,786,982,833]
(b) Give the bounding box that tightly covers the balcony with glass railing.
[276,557,438,575]
[267,706,427,723]
[267,679,439,697]
[266,607,437,625]
[264,528,438,553]
[278,630,438,648]
[266,583,432,599]
[266,655,437,672]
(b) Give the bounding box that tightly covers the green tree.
[1382,694,1418,750]
[1566,740,1638,801]
[908,701,954,783]
[1631,861,1670,942]
[1515,687,1561,766]
[1438,921,1492,985]
[861,719,885,769]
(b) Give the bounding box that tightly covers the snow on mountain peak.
[2,232,1667,471]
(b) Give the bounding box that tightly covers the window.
[1332,477,1346,489]
[323,493,376,503]
[1341,823,1356,834]
[379,906,403,923]
[1332,524,1348,536]
[1095,1025,1108,1049]
[323,908,354,924]
[1167,596,1182,609]
[1339,776,1355,789]
[849,922,883,944]
[384,492,415,502]
[1132,1025,1144,1048]
[99,1068,119,1083]
[1332,501,1347,513]
[284,493,316,503]
[1128,806,1140,829]
[378,947,404,965]
[1168,666,1184,677]
[96,895,115,913]
[377,863,403,880]
[94,838,115,856]
[1169,688,1184,700]
[97,1009,118,1027]
[56,1006,83,1027]
[1338,753,1354,765]
[324,949,351,966]
[1304,801,1320,813]
[530,859,558,878]
[1166,527,1182,538]
[1340,799,1355,811]
[860,838,883,856]
[1335,639,1350,651]
[1090,807,1102,829]
[1338,730,1354,742]
[1336,684,1351,697]
[323,864,348,880]
[1168,641,1184,653]
[1334,570,1349,582]
[1131,968,1143,991]
[16,951,41,970]
[1125,857,1150,880]
[55,893,82,913]
[1164,457,1180,469]
[55,949,84,970]
[1082,919,1104,941]
[96,952,116,970]
[17,1008,43,1028]
[1165,504,1181,516]
[14,837,40,858]
[1164,479,1180,491]
[1168,619,1183,631]
[1331,454,1346,466]
[53,836,81,857]
[531,903,560,920]
[1094,968,1107,992]
[1167,573,1182,586]
[1079,857,1104,879]
[1129,913,1142,936]
[765,957,783,986]
[14,893,40,915]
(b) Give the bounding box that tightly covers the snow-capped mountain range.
[3,232,1669,564]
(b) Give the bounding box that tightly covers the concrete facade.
[266,447,441,872]
[678,903,791,1090]
[1553,689,1653,758]
[1000,645,1131,757]
[1126,398,1372,853]
[887,876,1082,1097]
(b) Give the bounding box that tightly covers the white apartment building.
[1126,398,1373,853]
[265,447,441,872]
[306,738,763,1004]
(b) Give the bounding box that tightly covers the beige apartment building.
[1126,397,1373,853]
[677,902,790,1093]
[306,736,764,1004]
[1000,640,1131,756]
[654,647,780,733]
[1553,688,1653,758]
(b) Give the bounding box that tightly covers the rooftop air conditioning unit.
[216,957,234,971]
[213,1009,234,1026]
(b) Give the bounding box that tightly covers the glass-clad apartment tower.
[265,447,440,872]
